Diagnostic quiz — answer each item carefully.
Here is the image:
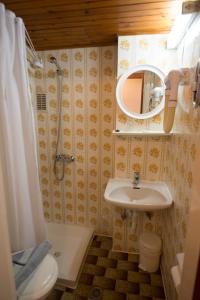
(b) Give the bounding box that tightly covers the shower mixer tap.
[54,154,75,181]
[55,154,75,163]
[133,172,140,189]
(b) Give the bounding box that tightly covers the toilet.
[19,254,58,300]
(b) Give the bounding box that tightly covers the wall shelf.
[112,130,172,137]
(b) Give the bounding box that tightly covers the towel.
[13,247,35,266]
[12,240,52,292]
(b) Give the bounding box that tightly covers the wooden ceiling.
[3,0,182,50]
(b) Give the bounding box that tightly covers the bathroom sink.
[104,178,173,211]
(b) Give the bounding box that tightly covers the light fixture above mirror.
[116,65,165,120]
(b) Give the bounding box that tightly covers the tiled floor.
[47,235,165,300]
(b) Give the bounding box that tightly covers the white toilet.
[19,254,58,300]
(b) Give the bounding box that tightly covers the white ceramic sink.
[104,178,173,211]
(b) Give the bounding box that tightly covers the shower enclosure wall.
[32,47,115,234]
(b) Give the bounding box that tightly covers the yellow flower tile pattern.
[161,134,199,300]
[160,19,200,300]
[113,135,167,251]
[32,46,116,236]
[111,34,179,252]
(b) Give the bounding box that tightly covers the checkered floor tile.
[46,235,165,300]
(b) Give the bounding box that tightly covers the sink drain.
[54,251,61,257]
[88,287,103,300]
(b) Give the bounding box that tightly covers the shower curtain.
[0,4,46,252]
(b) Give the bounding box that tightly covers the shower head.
[49,56,57,64]
[49,56,62,75]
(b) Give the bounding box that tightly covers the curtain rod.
[25,28,43,69]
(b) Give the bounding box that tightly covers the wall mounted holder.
[193,60,200,108]
[163,68,191,133]
[182,1,200,14]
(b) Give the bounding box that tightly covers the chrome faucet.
[133,172,140,188]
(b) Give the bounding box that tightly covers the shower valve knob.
[64,154,75,163]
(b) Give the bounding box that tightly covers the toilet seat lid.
[19,254,58,300]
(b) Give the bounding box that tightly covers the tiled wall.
[112,135,167,252]
[32,47,116,236]
[115,34,177,180]
[112,34,177,252]
[161,16,200,300]
[116,26,200,299]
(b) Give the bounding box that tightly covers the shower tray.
[46,222,94,289]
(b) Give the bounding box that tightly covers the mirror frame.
[116,64,165,120]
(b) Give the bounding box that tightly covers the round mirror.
[116,65,165,119]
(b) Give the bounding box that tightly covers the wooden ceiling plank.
[25,13,173,29]
[25,18,173,32]
[29,21,171,37]
[3,0,178,50]
[4,1,178,18]
[3,0,178,12]
[22,8,175,26]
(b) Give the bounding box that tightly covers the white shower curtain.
[0,4,46,252]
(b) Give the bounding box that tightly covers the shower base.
[46,222,94,289]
